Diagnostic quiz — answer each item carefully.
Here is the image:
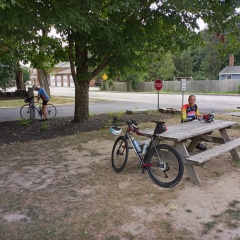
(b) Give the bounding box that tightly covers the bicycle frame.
[29,100,43,116]
[123,123,156,168]
[111,117,184,188]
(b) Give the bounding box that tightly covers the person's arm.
[181,104,188,122]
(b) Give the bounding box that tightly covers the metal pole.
[158,91,159,110]
[182,91,184,107]
[30,104,35,119]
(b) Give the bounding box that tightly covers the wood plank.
[186,138,240,165]
[146,120,237,142]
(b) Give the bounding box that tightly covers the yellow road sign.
[102,74,108,81]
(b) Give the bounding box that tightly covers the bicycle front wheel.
[111,136,129,173]
[46,104,57,118]
[20,104,31,120]
[146,144,184,188]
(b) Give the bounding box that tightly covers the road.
[0,86,239,122]
[51,86,239,111]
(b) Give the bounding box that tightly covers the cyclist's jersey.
[181,103,200,122]
[38,88,49,102]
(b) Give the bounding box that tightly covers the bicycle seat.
[151,120,166,124]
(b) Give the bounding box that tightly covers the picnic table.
[150,120,240,185]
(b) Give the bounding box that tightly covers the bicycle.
[20,96,57,120]
[110,117,184,188]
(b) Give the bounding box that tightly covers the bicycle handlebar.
[112,117,138,127]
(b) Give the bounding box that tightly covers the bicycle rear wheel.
[146,144,184,188]
[46,104,57,118]
[20,104,31,120]
[111,136,129,173]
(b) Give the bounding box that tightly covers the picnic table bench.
[146,120,240,185]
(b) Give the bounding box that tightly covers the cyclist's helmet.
[110,126,122,135]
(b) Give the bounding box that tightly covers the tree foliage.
[0,0,239,121]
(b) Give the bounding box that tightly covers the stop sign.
[154,79,162,91]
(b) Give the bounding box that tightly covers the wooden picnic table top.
[153,120,238,142]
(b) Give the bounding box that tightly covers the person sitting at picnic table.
[181,94,207,151]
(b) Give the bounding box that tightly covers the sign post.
[181,79,187,107]
[154,79,163,110]
[102,74,108,90]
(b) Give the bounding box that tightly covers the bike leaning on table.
[20,96,57,120]
[110,117,184,188]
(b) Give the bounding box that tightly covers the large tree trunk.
[67,30,113,122]
[73,80,89,122]
[38,69,50,96]
[15,61,25,89]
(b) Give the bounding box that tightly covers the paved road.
[51,86,239,112]
[0,86,239,122]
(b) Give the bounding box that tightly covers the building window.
[226,75,232,79]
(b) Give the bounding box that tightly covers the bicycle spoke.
[20,104,32,120]
[147,144,184,188]
[46,104,57,118]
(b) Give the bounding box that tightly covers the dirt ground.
[0,112,166,145]
[0,112,240,240]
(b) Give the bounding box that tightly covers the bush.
[238,85,240,94]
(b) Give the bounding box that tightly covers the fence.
[104,80,240,93]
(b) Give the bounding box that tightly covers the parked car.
[94,80,102,87]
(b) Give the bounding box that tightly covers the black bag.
[154,122,167,134]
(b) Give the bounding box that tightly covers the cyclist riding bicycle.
[32,84,49,121]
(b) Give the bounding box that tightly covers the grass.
[202,200,240,235]
[0,96,75,108]
[18,118,31,126]
[40,121,51,130]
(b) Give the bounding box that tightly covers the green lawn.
[0,96,75,108]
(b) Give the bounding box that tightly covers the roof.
[55,68,73,74]
[55,62,71,68]
[219,66,240,75]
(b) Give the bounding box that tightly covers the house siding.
[219,74,240,80]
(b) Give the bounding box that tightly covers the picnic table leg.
[174,142,201,185]
[187,136,201,152]
[219,129,240,161]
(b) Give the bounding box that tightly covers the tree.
[0,62,15,90]
[0,1,65,94]
[1,0,239,122]
[173,49,193,78]
[22,66,30,83]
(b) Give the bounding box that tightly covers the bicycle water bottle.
[133,140,142,153]
[142,140,150,155]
